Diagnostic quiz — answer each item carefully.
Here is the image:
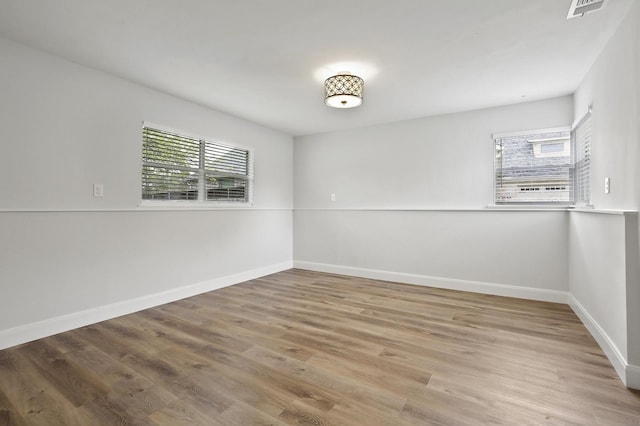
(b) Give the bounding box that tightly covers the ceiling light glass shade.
[324,74,364,108]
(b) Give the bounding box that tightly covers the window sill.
[138,200,254,210]
[568,207,635,215]
[486,205,571,211]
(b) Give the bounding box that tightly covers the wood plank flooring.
[1,269,639,425]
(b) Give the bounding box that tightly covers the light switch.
[93,183,104,197]
[330,193,336,202]
[604,177,610,194]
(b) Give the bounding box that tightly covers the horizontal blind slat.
[573,112,591,205]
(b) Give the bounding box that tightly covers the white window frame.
[140,122,254,208]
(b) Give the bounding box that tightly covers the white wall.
[624,214,640,368]
[294,96,573,301]
[295,96,573,210]
[568,212,628,371]
[294,210,568,299]
[0,36,293,348]
[636,0,640,372]
[573,3,639,211]
[570,1,640,388]
[0,38,292,210]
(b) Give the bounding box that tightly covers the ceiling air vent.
[567,0,606,19]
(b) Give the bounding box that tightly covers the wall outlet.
[93,183,104,197]
[330,193,336,202]
[604,177,610,194]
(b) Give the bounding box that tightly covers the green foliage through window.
[142,126,251,202]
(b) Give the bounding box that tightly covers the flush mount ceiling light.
[324,73,364,108]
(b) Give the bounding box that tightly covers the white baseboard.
[627,364,640,390]
[0,261,293,351]
[293,261,568,303]
[568,294,639,389]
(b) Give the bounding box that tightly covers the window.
[142,125,252,203]
[572,110,592,206]
[494,128,572,204]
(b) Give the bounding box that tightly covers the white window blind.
[494,128,572,204]
[142,126,252,202]
[572,111,592,205]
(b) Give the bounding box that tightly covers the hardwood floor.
[1,269,639,425]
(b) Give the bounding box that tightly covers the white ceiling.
[0,0,633,136]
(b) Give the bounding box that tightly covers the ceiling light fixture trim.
[324,73,364,108]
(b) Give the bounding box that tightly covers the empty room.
[1,0,639,424]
